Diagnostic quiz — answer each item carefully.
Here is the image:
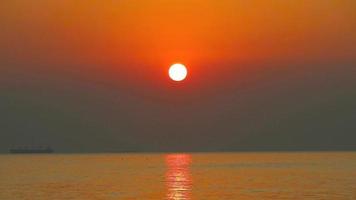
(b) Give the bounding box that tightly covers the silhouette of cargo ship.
[9,145,54,154]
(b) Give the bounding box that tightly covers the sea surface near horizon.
[0,152,355,199]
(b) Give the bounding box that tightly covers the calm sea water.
[0,152,355,199]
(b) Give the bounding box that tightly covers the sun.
[169,63,188,82]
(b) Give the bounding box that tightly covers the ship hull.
[9,149,53,154]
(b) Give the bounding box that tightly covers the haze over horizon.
[1,0,355,153]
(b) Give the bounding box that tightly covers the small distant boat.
[9,145,54,154]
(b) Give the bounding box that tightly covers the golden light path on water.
[165,154,192,200]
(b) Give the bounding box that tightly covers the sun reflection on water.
[165,154,192,200]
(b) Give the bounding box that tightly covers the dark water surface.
[0,152,355,199]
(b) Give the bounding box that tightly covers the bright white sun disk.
[169,64,188,81]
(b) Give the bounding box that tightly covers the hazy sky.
[1,0,355,152]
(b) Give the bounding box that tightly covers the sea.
[0,152,355,199]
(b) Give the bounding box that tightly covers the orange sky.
[1,0,355,69]
[0,0,355,100]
